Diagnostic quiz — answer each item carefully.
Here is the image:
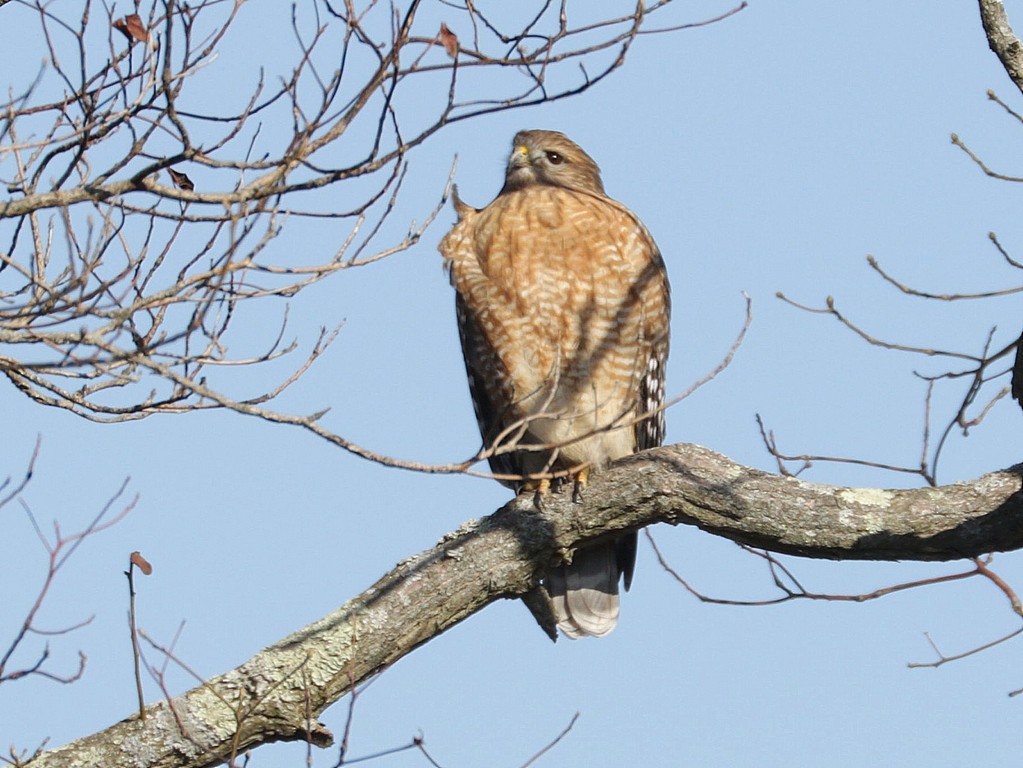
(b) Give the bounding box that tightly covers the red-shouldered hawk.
[439,129,671,638]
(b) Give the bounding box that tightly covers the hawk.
[439,129,671,638]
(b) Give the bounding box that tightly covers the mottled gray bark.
[979,0,1023,95]
[26,444,1023,768]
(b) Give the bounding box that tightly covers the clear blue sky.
[3,1,1023,766]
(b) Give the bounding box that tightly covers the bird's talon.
[519,477,552,511]
[572,466,590,503]
[533,488,546,511]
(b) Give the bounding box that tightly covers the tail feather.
[546,542,621,639]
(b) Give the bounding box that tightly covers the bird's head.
[499,129,605,196]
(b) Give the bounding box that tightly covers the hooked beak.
[508,144,531,170]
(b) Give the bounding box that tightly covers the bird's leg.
[572,466,590,503]
[519,477,552,511]
[533,477,551,510]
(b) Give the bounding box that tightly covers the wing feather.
[454,292,522,485]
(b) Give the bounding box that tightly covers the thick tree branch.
[24,444,1023,768]
[979,0,1023,96]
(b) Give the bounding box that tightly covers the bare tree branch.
[762,2,1023,485]
[775,218,1022,482]
[1,0,743,439]
[978,0,1023,96]
[22,444,1023,768]
[0,461,136,689]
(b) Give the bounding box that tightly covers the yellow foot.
[519,477,551,511]
[572,466,591,503]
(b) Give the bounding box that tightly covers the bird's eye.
[545,151,564,165]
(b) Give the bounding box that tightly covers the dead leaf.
[130,551,153,575]
[167,168,194,191]
[439,23,458,59]
[113,14,150,45]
